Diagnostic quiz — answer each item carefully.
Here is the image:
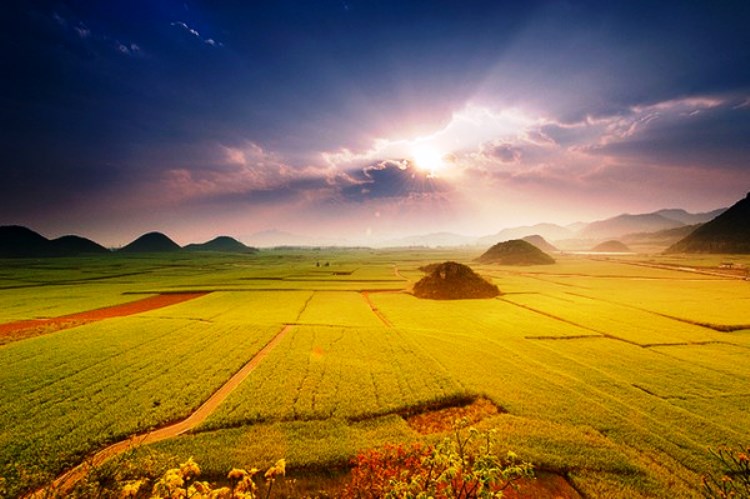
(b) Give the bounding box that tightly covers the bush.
[343,419,534,498]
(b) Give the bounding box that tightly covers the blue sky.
[2,1,749,245]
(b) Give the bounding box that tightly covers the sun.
[411,145,445,175]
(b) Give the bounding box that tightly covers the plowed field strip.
[0,292,208,344]
[34,323,293,497]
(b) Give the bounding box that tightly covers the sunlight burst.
[411,145,446,175]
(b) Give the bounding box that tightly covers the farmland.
[1,250,749,497]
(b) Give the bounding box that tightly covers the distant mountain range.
[0,226,108,258]
[2,200,744,257]
[476,223,574,247]
[0,227,258,258]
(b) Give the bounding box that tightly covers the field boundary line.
[32,323,294,497]
[499,297,647,347]
[564,290,750,333]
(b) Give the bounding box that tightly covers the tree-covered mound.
[413,261,500,300]
[477,239,555,265]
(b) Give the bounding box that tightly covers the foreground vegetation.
[1,249,749,497]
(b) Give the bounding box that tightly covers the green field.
[1,250,749,497]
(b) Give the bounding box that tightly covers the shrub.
[343,419,534,498]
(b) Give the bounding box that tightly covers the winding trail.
[33,323,293,497]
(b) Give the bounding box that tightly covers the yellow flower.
[180,457,201,480]
[120,480,143,498]
[264,459,286,480]
[227,468,248,481]
[210,486,232,499]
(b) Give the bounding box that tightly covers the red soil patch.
[0,292,207,345]
[405,397,502,435]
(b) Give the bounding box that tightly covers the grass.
[1,250,749,497]
[199,324,467,429]
[0,289,310,496]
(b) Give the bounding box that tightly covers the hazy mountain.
[383,232,476,248]
[566,221,588,232]
[666,193,750,253]
[653,208,726,225]
[0,226,109,257]
[578,213,684,240]
[477,224,572,246]
[591,240,631,252]
[622,224,701,247]
[184,236,258,253]
[119,232,181,253]
[477,239,555,265]
[521,235,558,253]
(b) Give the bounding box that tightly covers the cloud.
[52,11,140,56]
[116,42,141,55]
[580,94,750,170]
[480,142,522,163]
[171,21,224,47]
[74,24,90,38]
[340,159,450,201]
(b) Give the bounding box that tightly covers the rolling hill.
[522,235,558,253]
[119,232,182,253]
[184,236,258,253]
[477,239,555,265]
[0,226,108,257]
[591,240,631,252]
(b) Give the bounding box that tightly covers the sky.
[2,0,749,246]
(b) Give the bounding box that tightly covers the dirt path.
[393,264,409,281]
[34,323,293,497]
[361,291,394,327]
[1,292,208,345]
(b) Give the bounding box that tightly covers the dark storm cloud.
[341,160,450,201]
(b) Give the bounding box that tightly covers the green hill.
[477,239,555,265]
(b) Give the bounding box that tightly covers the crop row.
[201,325,466,430]
[0,297,293,496]
[370,293,596,339]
